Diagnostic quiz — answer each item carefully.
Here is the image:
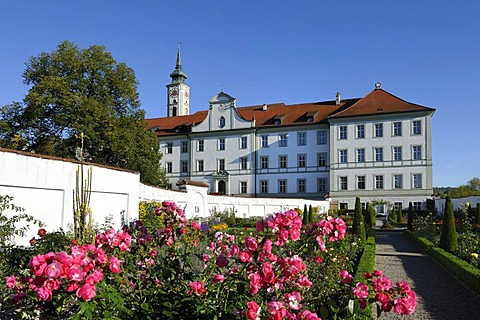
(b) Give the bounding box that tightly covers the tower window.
[172,107,177,117]
[219,116,226,128]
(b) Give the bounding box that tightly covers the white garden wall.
[0,148,329,246]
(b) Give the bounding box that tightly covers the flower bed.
[1,202,416,319]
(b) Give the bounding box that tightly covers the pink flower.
[266,301,287,320]
[45,261,63,279]
[249,273,263,295]
[188,281,206,296]
[246,301,261,320]
[375,292,393,312]
[37,228,47,237]
[108,256,122,273]
[284,291,302,310]
[373,276,392,292]
[213,274,225,283]
[36,286,52,301]
[239,250,253,263]
[76,283,96,301]
[229,245,240,257]
[339,270,353,284]
[298,310,321,320]
[352,282,369,300]
[6,276,17,289]
[393,292,417,315]
[66,281,79,292]
[44,278,60,291]
[190,222,201,230]
[245,236,258,251]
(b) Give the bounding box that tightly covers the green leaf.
[141,302,150,310]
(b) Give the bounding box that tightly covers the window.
[198,140,204,152]
[374,123,383,137]
[278,180,287,193]
[218,138,225,151]
[297,179,306,193]
[307,116,314,122]
[181,160,188,173]
[197,160,204,172]
[240,181,247,194]
[339,126,347,140]
[357,176,366,190]
[356,124,365,139]
[317,131,327,144]
[261,156,269,169]
[297,132,306,146]
[413,202,422,211]
[219,116,225,128]
[166,162,172,173]
[261,180,268,193]
[413,145,421,160]
[412,120,422,135]
[413,174,422,189]
[375,147,383,162]
[317,153,327,167]
[357,148,365,162]
[375,175,384,189]
[393,146,402,161]
[361,202,367,210]
[298,154,306,168]
[393,122,402,136]
[394,202,403,210]
[166,142,173,154]
[218,159,225,171]
[279,155,287,168]
[240,157,248,170]
[318,178,327,192]
[279,134,288,147]
[240,136,247,149]
[261,136,268,148]
[339,149,348,163]
[181,141,188,153]
[339,176,348,190]
[394,174,403,189]
[339,203,348,210]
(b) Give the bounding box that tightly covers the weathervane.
[177,41,181,50]
[220,83,225,92]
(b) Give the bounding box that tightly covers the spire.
[170,44,187,83]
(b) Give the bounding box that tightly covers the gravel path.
[374,230,480,320]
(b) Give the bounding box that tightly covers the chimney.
[262,104,268,111]
[375,82,381,90]
[335,92,341,106]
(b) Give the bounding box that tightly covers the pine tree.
[367,203,376,229]
[308,204,313,223]
[397,207,403,223]
[302,204,308,225]
[364,202,372,228]
[407,202,414,231]
[352,197,366,243]
[439,196,458,253]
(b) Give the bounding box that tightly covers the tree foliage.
[0,41,167,186]
[435,177,480,198]
[439,196,458,253]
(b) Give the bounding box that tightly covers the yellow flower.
[471,253,478,259]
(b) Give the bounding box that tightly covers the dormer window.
[307,116,314,122]
[219,116,226,128]
[274,119,281,125]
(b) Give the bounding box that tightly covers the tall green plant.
[73,133,94,244]
[396,207,403,223]
[352,197,366,243]
[308,204,313,223]
[366,203,376,229]
[439,196,458,253]
[303,204,308,225]
[407,202,414,231]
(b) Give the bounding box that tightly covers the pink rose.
[5,276,17,289]
[108,256,122,273]
[45,261,63,279]
[190,222,201,230]
[245,236,258,251]
[352,282,369,300]
[76,283,96,301]
[36,287,52,301]
[66,281,79,292]
[246,300,260,320]
[216,255,229,268]
[339,270,353,284]
[239,250,252,263]
[213,274,225,283]
[188,281,206,296]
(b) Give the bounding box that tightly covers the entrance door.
[218,180,226,195]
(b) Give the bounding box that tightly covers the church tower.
[166,47,190,117]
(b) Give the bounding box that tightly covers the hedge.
[352,229,376,318]
[404,230,480,294]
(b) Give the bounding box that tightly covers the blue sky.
[0,0,478,187]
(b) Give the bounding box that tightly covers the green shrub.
[396,207,403,223]
[353,229,376,318]
[352,197,366,243]
[308,204,313,223]
[407,202,414,231]
[439,196,459,253]
[475,203,480,225]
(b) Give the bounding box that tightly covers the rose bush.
[2,202,416,319]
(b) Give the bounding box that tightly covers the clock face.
[219,104,226,113]
[184,91,189,98]
[170,88,179,98]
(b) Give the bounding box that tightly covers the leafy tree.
[439,196,458,253]
[407,202,414,231]
[352,197,366,243]
[0,41,167,186]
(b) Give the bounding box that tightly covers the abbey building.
[145,50,435,211]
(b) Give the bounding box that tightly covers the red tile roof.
[145,89,434,136]
[328,89,434,119]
